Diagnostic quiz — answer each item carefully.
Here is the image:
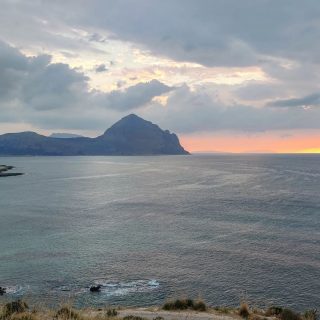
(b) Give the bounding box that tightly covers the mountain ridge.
[0,114,189,156]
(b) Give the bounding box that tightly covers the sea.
[0,155,319,310]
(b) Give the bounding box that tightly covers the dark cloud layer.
[104,80,172,111]
[0,41,171,129]
[268,93,320,108]
[141,85,320,133]
[95,64,108,72]
[2,0,320,67]
[60,0,320,67]
[0,1,320,134]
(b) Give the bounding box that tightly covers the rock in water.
[90,285,102,292]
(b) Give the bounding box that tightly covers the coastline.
[0,300,317,320]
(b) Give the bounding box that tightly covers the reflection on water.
[0,155,319,310]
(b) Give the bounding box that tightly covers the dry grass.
[0,299,317,320]
[239,302,250,319]
[163,298,207,311]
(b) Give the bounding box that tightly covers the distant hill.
[0,114,189,156]
[49,133,84,139]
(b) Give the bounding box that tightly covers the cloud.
[1,40,320,134]
[2,1,320,68]
[267,93,320,108]
[140,85,320,133]
[56,0,320,68]
[0,2,320,137]
[0,40,88,111]
[95,64,108,72]
[0,41,172,130]
[101,80,173,111]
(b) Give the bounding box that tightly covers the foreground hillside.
[0,114,189,156]
[0,299,317,320]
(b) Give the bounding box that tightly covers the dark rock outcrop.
[90,285,102,292]
[0,114,189,156]
[0,165,23,177]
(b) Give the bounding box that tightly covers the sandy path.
[118,308,237,320]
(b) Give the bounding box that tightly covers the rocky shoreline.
[0,165,23,177]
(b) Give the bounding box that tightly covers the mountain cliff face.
[0,114,189,155]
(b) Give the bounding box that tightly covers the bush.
[304,310,317,320]
[3,300,29,317]
[106,309,118,317]
[55,306,81,320]
[239,302,250,319]
[280,309,301,320]
[266,306,283,316]
[163,299,207,311]
[193,301,207,312]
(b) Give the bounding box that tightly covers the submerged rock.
[0,286,6,295]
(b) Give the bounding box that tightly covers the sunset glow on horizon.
[180,131,320,154]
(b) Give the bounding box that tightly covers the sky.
[0,0,320,153]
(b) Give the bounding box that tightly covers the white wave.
[91,279,160,296]
[3,285,28,295]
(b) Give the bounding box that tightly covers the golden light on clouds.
[180,131,320,154]
[152,95,169,106]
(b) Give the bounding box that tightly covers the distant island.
[0,114,189,156]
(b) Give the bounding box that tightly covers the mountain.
[49,133,84,139]
[0,114,189,156]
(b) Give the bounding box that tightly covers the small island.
[0,165,23,177]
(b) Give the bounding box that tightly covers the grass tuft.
[55,306,81,320]
[2,300,29,317]
[163,299,207,311]
[123,316,147,320]
[239,302,250,319]
[265,306,283,316]
[304,310,318,320]
[106,309,118,317]
[280,309,301,320]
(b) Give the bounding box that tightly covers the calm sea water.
[0,155,319,310]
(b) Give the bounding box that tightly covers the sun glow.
[180,131,320,154]
[298,148,320,154]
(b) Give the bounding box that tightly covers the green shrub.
[123,316,147,320]
[304,310,317,320]
[239,302,250,319]
[280,309,301,320]
[193,301,207,312]
[163,299,207,311]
